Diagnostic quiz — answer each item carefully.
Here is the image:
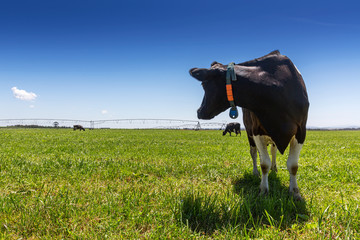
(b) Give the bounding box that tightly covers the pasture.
[0,128,359,239]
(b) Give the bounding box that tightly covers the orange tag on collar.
[226,84,234,101]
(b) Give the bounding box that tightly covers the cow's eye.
[202,80,209,84]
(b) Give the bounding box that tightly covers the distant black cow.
[73,125,85,131]
[223,122,241,136]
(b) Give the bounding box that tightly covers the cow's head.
[190,62,229,119]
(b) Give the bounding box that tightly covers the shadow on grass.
[176,171,309,235]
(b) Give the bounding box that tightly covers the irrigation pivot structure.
[0,119,226,130]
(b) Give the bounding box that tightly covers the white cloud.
[29,105,35,108]
[11,87,37,101]
[101,110,108,114]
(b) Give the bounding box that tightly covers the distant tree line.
[6,125,71,129]
[308,127,360,131]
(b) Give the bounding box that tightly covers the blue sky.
[1,0,360,127]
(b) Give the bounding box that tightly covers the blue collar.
[226,62,238,119]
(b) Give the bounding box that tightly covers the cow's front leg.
[250,145,259,176]
[253,135,271,195]
[287,137,303,201]
[270,144,277,172]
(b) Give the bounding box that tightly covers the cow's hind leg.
[270,144,277,172]
[253,135,271,195]
[287,137,303,201]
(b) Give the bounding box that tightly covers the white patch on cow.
[287,137,303,200]
[294,64,302,75]
[253,135,272,194]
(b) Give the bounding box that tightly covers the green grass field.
[0,128,359,239]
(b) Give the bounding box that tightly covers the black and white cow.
[223,122,241,136]
[190,50,309,200]
[73,125,85,131]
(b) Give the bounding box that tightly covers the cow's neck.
[230,75,266,111]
